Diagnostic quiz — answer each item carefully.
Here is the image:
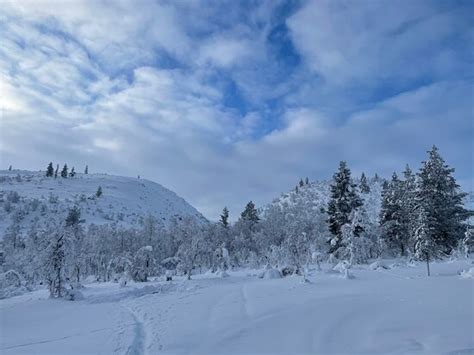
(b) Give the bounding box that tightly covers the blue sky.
[1,0,473,220]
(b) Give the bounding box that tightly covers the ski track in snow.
[123,305,150,355]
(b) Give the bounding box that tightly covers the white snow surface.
[0,170,207,237]
[1,259,473,355]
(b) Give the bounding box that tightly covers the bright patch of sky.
[1,0,472,220]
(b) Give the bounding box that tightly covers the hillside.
[0,170,207,238]
[262,178,384,227]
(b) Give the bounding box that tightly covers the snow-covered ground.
[1,259,473,355]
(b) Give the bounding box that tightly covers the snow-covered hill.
[262,178,384,226]
[0,170,207,238]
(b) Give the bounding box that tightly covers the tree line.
[0,146,472,298]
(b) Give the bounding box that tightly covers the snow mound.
[259,268,282,279]
[216,270,229,278]
[460,267,474,279]
[370,260,390,270]
[65,289,85,301]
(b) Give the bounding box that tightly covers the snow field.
[1,259,473,355]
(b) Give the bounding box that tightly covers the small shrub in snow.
[281,265,296,277]
[6,191,20,203]
[343,269,355,279]
[333,261,350,273]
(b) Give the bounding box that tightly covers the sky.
[1,0,473,220]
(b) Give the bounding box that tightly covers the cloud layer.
[1,0,472,220]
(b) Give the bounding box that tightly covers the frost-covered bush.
[6,191,20,203]
[131,246,154,282]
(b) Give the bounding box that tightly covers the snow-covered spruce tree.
[96,186,103,197]
[69,167,76,177]
[401,165,417,254]
[416,146,470,255]
[299,178,304,188]
[231,201,261,265]
[60,164,68,178]
[414,207,436,276]
[41,224,67,298]
[305,177,309,185]
[359,172,370,193]
[54,164,59,178]
[326,161,363,258]
[46,162,54,177]
[220,207,230,229]
[379,173,409,256]
[84,165,88,174]
[8,165,12,171]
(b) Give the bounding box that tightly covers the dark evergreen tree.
[241,201,259,224]
[84,165,88,174]
[65,206,81,227]
[69,167,76,177]
[8,165,12,171]
[359,172,370,193]
[326,161,363,255]
[305,177,309,185]
[46,162,54,177]
[415,146,470,255]
[299,178,304,188]
[61,164,68,178]
[54,164,59,178]
[220,207,230,229]
[96,186,103,198]
[295,185,299,193]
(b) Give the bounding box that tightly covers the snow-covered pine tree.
[416,146,470,255]
[96,186,103,197]
[84,165,88,174]
[401,164,417,253]
[69,167,76,177]
[46,162,54,177]
[327,161,363,258]
[54,164,59,178]
[220,207,230,228]
[379,173,409,256]
[60,164,68,178]
[299,179,304,187]
[414,207,436,276]
[8,165,12,171]
[305,177,309,185]
[359,172,370,193]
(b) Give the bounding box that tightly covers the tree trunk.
[426,258,430,277]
